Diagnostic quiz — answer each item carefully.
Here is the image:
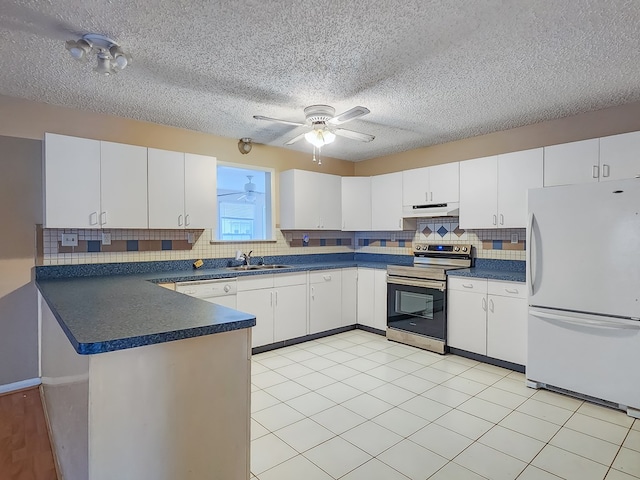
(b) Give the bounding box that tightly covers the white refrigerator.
[527,178,640,418]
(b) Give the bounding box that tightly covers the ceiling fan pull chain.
[312,146,317,163]
[318,146,322,165]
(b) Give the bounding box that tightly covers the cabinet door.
[402,167,430,206]
[184,153,216,229]
[309,272,342,334]
[341,177,372,231]
[373,269,388,331]
[497,148,543,228]
[44,133,101,228]
[429,162,460,204]
[356,268,375,328]
[543,139,599,187]
[317,173,342,230]
[599,131,640,181]
[447,289,487,355]
[487,294,527,365]
[237,289,274,348]
[279,169,319,229]
[459,156,498,229]
[274,284,307,342]
[341,268,358,327]
[148,148,185,228]
[371,172,403,231]
[100,141,148,228]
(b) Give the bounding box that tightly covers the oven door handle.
[387,276,446,291]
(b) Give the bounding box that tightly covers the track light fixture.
[66,34,132,75]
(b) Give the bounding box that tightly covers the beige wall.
[0,135,42,386]
[355,100,640,175]
[0,94,355,177]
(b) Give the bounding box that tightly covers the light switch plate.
[187,232,195,244]
[61,233,78,246]
[511,233,519,244]
[101,233,112,245]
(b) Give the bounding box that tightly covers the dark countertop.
[446,259,526,283]
[36,257,403,356]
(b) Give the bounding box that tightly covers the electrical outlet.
[511,233,519,244]
[101,233,112,245]
[186,232,195,244]
[390,233,396,241]
[61,233,78,247]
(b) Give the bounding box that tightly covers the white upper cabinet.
[497,148,543,228]
[100,141,148,229]
[459,156,498,229]
[148,149,216,229]
[403,162,459,206]
[599,131,640,181]
[544,139,600,187]
[279,169,342,230]
[44,133,148,229]
[184,153,216,229]
[148,148,186,229]
[460,149,542,229]
[341,176,372,231]
[45,133,101,228]
[371,172,404,231]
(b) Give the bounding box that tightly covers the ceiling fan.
[217,176,263,203]
[254,105,375,148]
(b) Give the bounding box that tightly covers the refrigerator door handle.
[530,309,640,330]
[527,212,534,296]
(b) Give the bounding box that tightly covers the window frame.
[211,162,276,243]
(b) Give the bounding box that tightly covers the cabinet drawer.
[448,277,487,293]
[274,272,307,287]
[309,270,339,284]
[237,275,274,291]
[488,280,526,298]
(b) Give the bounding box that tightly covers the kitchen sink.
[227,264,292,271]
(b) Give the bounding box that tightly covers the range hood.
[402,202,460,218]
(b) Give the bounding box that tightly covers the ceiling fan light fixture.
[304,128,335,148]
[65,39,92,60]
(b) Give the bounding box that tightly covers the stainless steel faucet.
[235,250,253,266]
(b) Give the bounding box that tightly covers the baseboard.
[41,374,89,386]
[0,377,41,395]
[355,324,386,336]
[39,386,63,480]
[447,347,526,373]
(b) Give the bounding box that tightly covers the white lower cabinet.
[447,277,527,365]
[309,270,342,334]
[356,268,387,331]
[237,273,307,348]
[341,268,358,327]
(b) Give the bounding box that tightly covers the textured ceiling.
[1,1,640,161]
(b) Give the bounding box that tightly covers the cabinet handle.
[592,165,599,178]
[323,275,331,281]
[185,214,190,226]
[499,214,504,225]
[430,192,433,201]
[493,214,497,225]
[505,288,519,294]
[178,214,183,226]
[90,212,98,226]
[489,298,494,312]
[462,283,474,288]
[602,164,610,178]
[398,219,401,228]
[425,192,429,202]
[275,291,278,306]
[270,291,273,306]
[482,297,487,311]
[100,211,107,226]
[311,286,315,300]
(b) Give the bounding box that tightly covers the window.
[216,164,274,241]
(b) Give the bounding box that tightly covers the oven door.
[387,279,446,340]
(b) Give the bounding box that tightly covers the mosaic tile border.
[58,239,193,254]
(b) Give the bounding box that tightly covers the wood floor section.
[0,387,57,480]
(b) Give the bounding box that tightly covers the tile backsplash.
[41,219,525,265]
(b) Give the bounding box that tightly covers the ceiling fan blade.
[285,132,308,145]
[327,106,370,125]
[333,128,375,142]
[253,115,305,127]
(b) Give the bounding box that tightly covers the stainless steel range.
[387,243,472,354]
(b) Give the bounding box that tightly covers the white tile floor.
[250,330,640,480]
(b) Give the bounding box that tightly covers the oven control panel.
[414,243,470,254]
